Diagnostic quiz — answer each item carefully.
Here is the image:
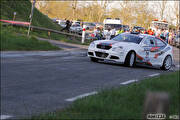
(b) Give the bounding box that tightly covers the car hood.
[94,40,138,47]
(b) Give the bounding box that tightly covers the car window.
[155,38,166,47]
[143,37,156,47]
[112,33,143,44]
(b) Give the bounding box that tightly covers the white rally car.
[88,32,173,70]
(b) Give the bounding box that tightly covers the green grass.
[29,71,179,120]
[0,0,62,31]
[0,0,91,46]
[0,25,60,51]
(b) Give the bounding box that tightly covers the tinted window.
[143,37,156,47]
[155,38,166,47]
[112,33,143,44]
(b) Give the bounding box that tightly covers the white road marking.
[148,73,160,77]
[65,91,98,102]
[0,115,13,119]
[120,79,138,85]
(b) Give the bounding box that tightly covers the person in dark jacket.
[61,19,71,32]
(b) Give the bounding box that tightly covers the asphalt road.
[1,50,179,119]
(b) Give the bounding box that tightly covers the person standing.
[94,27,102,40]
[110,27,116,39]
[147,28,154,35]
[105,28,111,40]
[61,19,71,32]
[164,29,169,43]
[160,29,165,41]
[168,28,173,44]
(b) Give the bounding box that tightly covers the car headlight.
[89,42,95,48]
[112,46,123,52]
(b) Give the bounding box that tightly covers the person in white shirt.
[105,28,111,40]
[110,27,116,39]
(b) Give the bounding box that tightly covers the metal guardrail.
[1,22,83,38]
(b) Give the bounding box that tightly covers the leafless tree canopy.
[35,0,178,28]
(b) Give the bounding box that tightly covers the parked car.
[83,22,96,30]
[70,24,82,34]
[59,21,66,28]
[88,32,173,70]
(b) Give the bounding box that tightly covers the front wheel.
[161,55,172,70]
[90,57,99,62]
[124,51,136,67]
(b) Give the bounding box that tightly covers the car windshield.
[112,33,143,44]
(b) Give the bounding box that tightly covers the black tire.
[124,51,136,67]
[90,57,99,62]
[161,55,172,70]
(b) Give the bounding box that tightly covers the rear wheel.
[124,51,136,67]
[90,57,99,62]
[161,55,172,70]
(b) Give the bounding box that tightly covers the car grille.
[95,52,108,58]
[97,44,112,50]
[88,52,94,56]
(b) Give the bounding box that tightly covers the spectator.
[171,29,176,45]
[155,28,161,37]
[168,28,173,44]
[152,30,156,36]
[117,28,124,35]
[147,28,154,35]
[144,29,148,34]
[110,27,116,39]
[105,28,111,40]
[160,29,165,41]
[94,27,102,40]
[61,19,71,32]
[164,29,169,43]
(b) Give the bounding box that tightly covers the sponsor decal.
[154,47,170,58]
[136,53,152,66]
[150,47,160,52]
[136,54,143,60]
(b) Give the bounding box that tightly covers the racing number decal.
[143,47,150,63]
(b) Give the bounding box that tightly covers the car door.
[153,38,167,65]
[137,36,156,66]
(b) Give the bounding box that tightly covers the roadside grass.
[30,71,179,120]
[1,0,91,46]
[0,26,60,51]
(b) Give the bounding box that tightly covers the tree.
[156,0,167,20]
[110,1,155,28]
[71,0,78,20]
[173,1,179,28]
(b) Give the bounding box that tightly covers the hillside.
[0,0,62,30]
[0,0,85,51]
[0,0,64,51]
